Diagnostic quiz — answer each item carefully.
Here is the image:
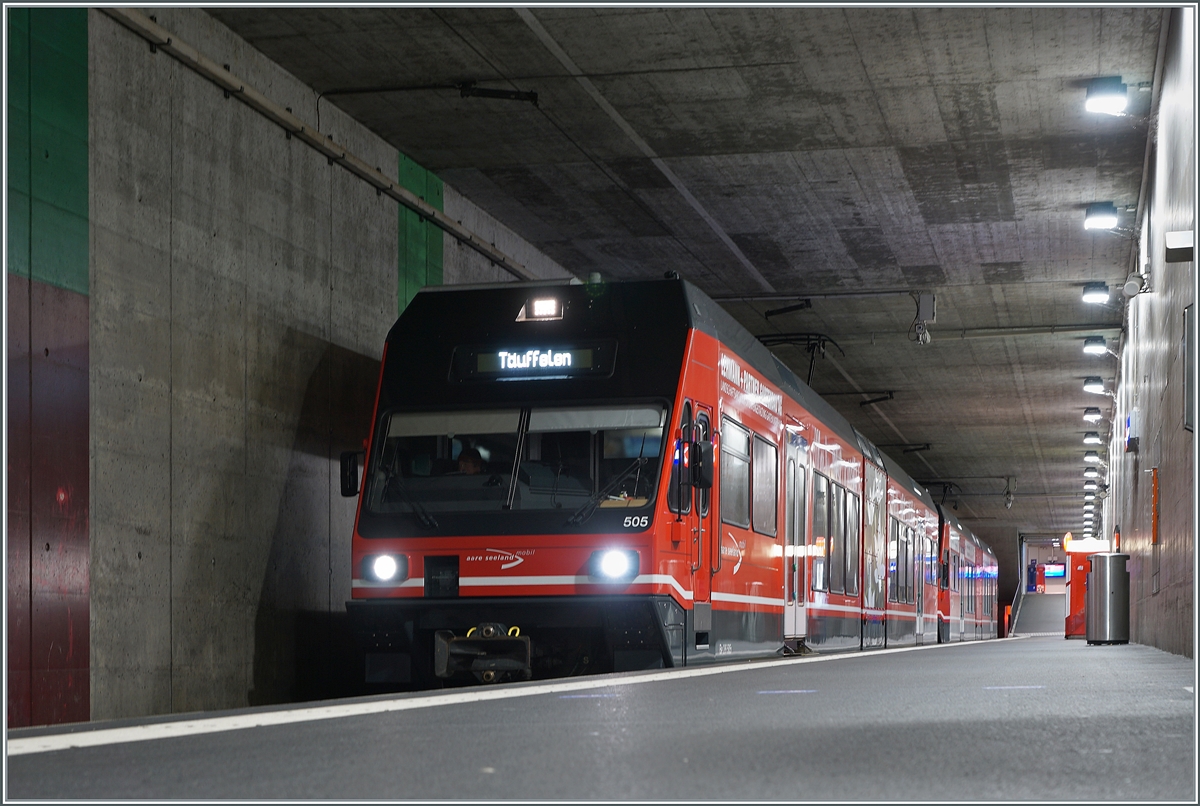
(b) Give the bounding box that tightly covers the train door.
[784,429,807,639]
[913,533,926,643]
[861,462,886,649]
[955,553,965,640]
[671,402,710,645]
[693,406,714,611]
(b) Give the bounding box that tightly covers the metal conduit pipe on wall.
[101,7,538,282]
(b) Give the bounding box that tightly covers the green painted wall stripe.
[397,152,443,314]
[6,8,88,296]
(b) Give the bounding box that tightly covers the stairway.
[1009,593,1066,637]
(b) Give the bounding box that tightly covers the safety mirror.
[340,451,362,497]
[690,441,713,489]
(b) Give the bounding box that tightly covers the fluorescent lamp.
[1085,76,1128,115]
[1085,202,1119,230]
[1082,282,1111,304]
[1083,337,1107,355]
[1083,431,1102,445]
[1083,377,1105,394]
[1083,407,1103,423]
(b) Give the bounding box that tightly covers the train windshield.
[364,404,667,521]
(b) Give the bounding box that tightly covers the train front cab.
[345,280,713,687]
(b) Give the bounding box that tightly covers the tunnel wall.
[1112,6,1194,658]
[86,7,572,723]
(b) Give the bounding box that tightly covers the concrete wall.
[89,8,572,720]
[1111,6,1194,658]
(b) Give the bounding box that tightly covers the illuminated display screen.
[479,348,593,373]
[452,340,616,381]
[1043,563,1066,578]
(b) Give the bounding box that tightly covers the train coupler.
[434,622,532,684]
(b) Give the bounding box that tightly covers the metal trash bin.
[1085,553,1130,645]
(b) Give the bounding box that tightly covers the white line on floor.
[7,639,984,756]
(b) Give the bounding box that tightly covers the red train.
[343,277,998,687]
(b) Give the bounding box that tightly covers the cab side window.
[668,403,693,515]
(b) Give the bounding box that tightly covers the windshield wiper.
[566,457,649,527]
[385,474,439,531]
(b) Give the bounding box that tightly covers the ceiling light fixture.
[1084,503,1095,512]
[1085,202,1119,230]
[1083,336,1108,355]
[1084,479,1098,491]
[1085,76,1128,115]
[1083,431,1102,445]
[1084,492,1096,502]
[1083,407,1103,423]
[1082,282,1111,304]
[1084,377,1106,394]
[1084,450,1102,464]
[1084,466,1099,479]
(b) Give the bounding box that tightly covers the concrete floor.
[7,637,1195,801]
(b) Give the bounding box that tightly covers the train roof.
[936,502,997,560]
[679,280,865,453]
[879,451,936,511]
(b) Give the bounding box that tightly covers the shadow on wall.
[249,336,380,706]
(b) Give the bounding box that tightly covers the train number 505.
[623,516,649,528]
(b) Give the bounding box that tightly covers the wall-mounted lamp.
[1082,282,1111,304]
[1085,202,1119,230]
[1083,377,1106,394]
[1123,272,1146,297]
[1165,230,1194,263]
[1085,76,1128,115]
[1082,336,1108,355]
[1083,431,1102,445]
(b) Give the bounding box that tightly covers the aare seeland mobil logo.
[463,548,535,569]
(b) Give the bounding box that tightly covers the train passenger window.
[720,418,750,529]
[844,493,860,596]
[695,413,711,517]
[887,517,899,602]
[668,403,693,515]
[828,483,845,594]
[811,473,829,591]
[751,435,778,537]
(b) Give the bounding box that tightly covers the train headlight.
[365,554,407,583]
[589,549,639,582]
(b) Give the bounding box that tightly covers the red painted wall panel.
[7,274,33,727]
[6,275,89,726]
[30,279,90,725]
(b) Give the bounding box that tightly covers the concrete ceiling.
[208,6,1167,590]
